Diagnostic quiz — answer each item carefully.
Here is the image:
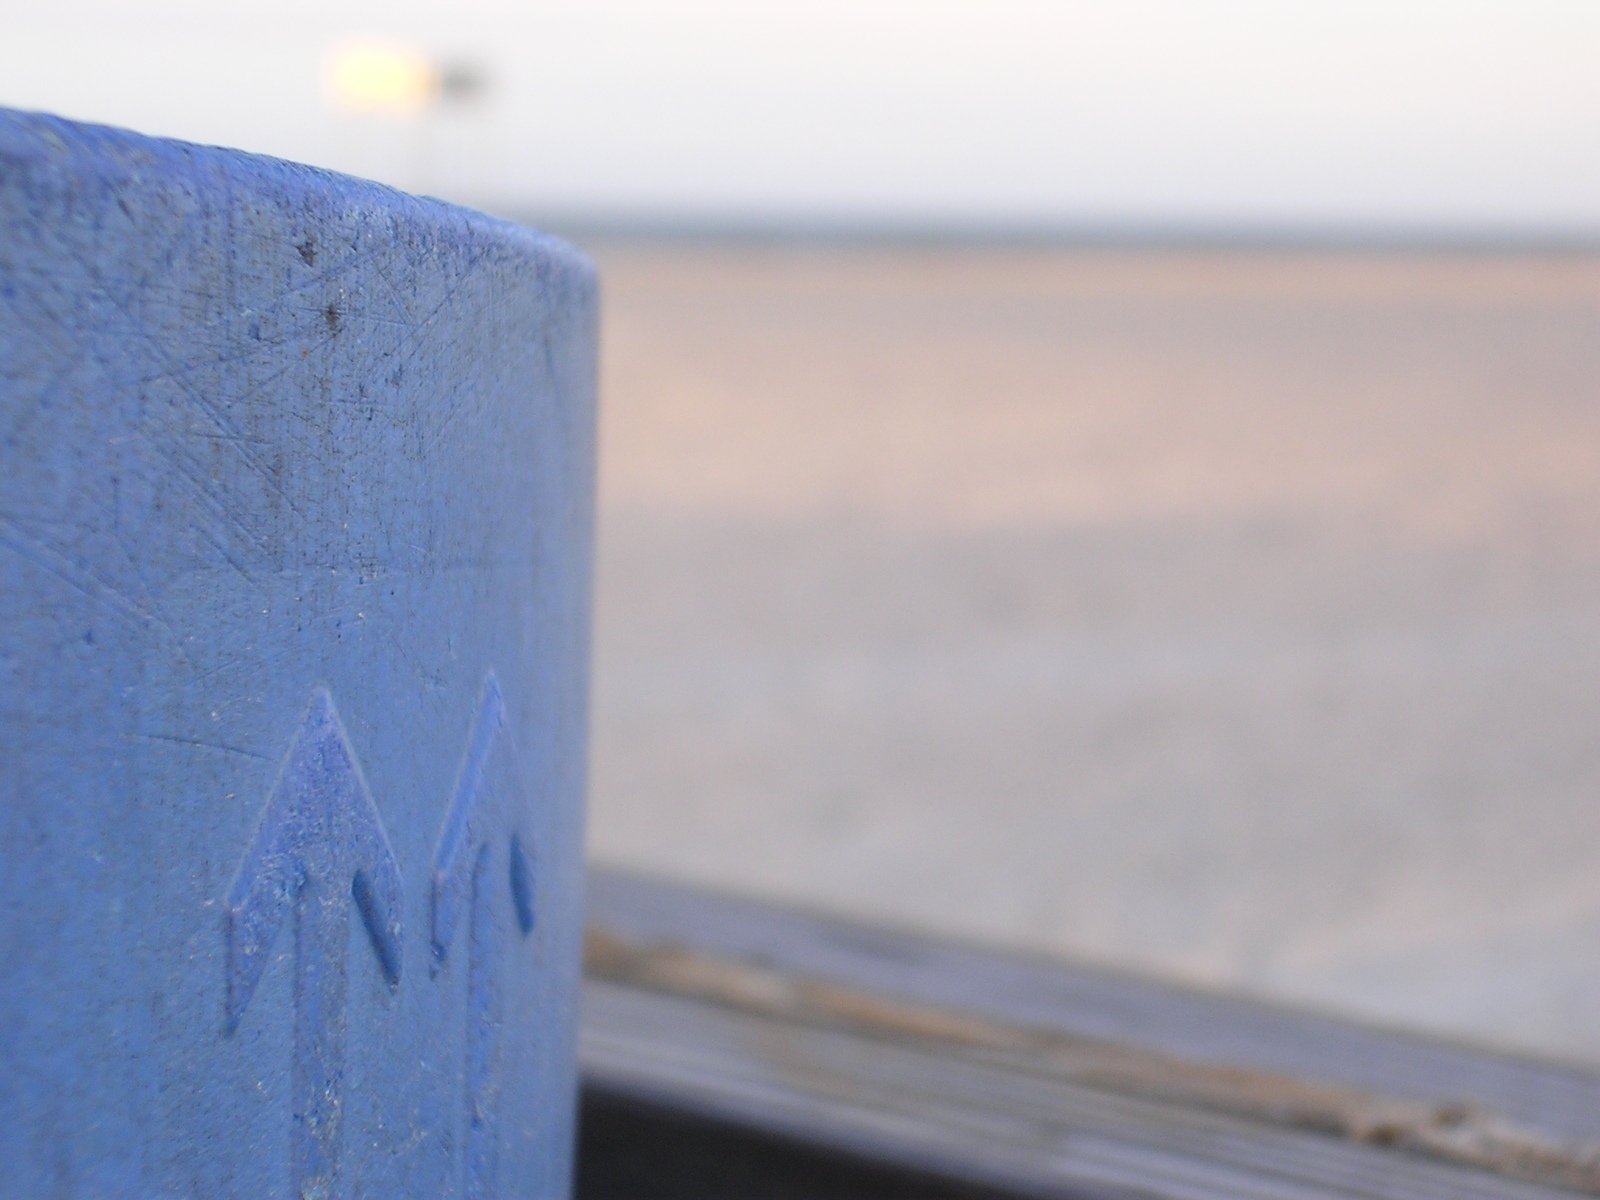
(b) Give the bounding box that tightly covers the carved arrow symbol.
[225,688,402,1200]
[431,673,536,1200]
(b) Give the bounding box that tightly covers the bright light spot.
[325,42,440,115]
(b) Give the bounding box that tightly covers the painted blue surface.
[0,109,597,1198]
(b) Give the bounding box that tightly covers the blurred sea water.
[585,243,1600,1063]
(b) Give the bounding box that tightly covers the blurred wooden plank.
[579,868,1600,1199]
[585,869,1600,1141]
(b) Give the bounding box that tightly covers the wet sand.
[585,243,1600,1062]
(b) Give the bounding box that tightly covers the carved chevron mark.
[432,673,537,1200]
[225,688,402,1200]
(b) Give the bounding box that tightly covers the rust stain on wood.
[586,926,1600,1195]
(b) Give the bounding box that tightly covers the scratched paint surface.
[0,110,596,1197]
[225,689,405,1200]
[430,673,540,1200]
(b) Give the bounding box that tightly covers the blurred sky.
[2,0,1596,236]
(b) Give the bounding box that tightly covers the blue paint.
[226,688,404,1197]
[431,674,539,1200]
[0,108,596,1198]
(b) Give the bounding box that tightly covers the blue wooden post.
[0,109,596,1198]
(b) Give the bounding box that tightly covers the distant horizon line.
[492,210,1600,254]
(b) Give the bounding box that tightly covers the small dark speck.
[324,303,341,334]
[83,629,95,645]
[297,238,317,266]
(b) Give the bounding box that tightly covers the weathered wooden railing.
[579,869,1600,1199]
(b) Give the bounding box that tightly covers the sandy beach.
[584,243,1600,1063]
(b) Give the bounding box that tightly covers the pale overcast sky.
[3,1,1596,234]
